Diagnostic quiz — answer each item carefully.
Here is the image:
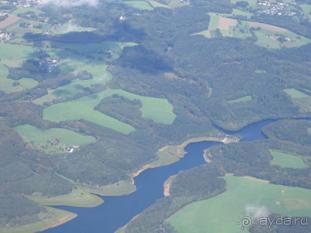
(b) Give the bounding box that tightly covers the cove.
[44,119,275,233]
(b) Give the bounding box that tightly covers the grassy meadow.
[0,42,34,67]
[284,88,311,113]
[30,187,103,208]
[123,0,188,10]
[168,175,311,233]
[0,64,38,93]
[196,13,310,49]
[34,61,112,105]
[42,93,136,135]
[15,125,96,154]
[228,95,252,104]
[43,89,175,134]
[270,149,308,169]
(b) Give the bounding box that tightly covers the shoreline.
[0,207,77,233]
[132,135,240,179]
[163,175,176,197]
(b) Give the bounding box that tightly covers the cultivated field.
[0,14,19,29]
[227,95,252,104]
[123,0,188,10]
[269,149,308,169]
[15,125,96,154]
[168,175,311,233]
[284,88,311,113]
[196,13,311,49]
[0,64,37,93]
[43,89,175,134]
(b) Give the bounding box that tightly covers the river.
[45,119,275,233]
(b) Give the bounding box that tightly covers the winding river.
[45,119,275,233]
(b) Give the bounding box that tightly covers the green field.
[0,64,38,93]
[29,187,103,208]
[0,42,34,67]
[34,61,112,105]
[196,13,310,49]
[43,89,175,134]
[284,88,311,113]
[300,4,311,21]
[15,125,96,154]
[123,0,188,10]
[270,149,308,169]
[168,175,311,233]
[228,95,252,104]
[284,88,309,98]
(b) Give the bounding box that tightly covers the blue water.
[45,119,275,233]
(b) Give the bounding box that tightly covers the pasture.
[300,4,311,21]
[43,89,176,134]
[197,13,310,49]
[284,88,311,113]
[123,0,188,10]
[34,61,112,105]
[227,95,252,104]
[15,125,96,154]
[0,42,34,67]
[168,175,311,233]
[0,64,38,93]
[269,149,308,169]
[0,15,19,29]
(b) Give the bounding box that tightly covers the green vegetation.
[43,89,175,134]
[270,149,308,169]
[227,95,252,104]
[284,88,311,113]
[168,175,311,233]
[34,61,112,105]
[0,207,76,233]
[231,8,253,18]
[123,0,188,10]
[29,187,103,208]
[230,0,257,8]
[124,1,154,10]
[82,180,136,196]
[0,42,34,67]
[284,88,309,99]
[196,13,310,49]
[15,125,96,154]
[0,64,38,93]
[300,4,311,21]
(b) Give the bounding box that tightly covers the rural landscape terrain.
[0,0,310,233]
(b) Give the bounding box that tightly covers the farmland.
[43,89,175,134]
[168,175,311,233]
[284,88,311,113]
[123,0,188,10]
[196,13,310,49]
[0,42,34,66]
[1,0,311,232]
[0,14,19,29]
[15,125,96,154]
[0,64,37,93]
[227,95,252,104]
[269,149,308,169]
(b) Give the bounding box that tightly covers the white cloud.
[245,205,270,219]
[41,0,99,7]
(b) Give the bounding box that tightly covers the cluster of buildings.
[257,0,297,16]
[1,0,43,8]
[0,31,11,42]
